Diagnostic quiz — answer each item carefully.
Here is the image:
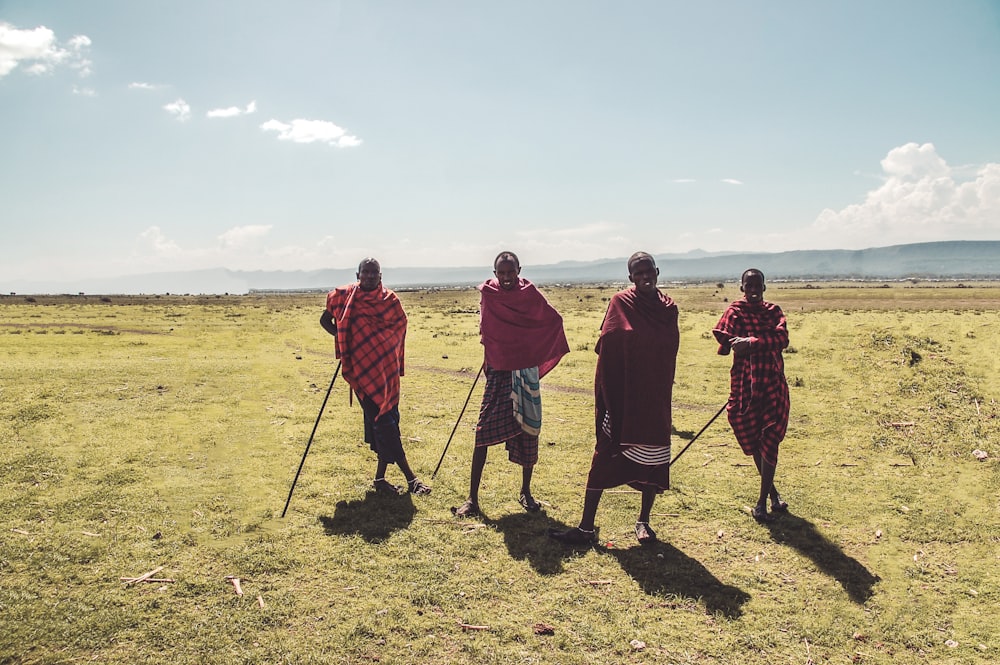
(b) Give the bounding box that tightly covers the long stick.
[670,401,727,467]
[432,363,485,479]
[281,362,341,517]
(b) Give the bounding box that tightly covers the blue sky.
[2,1,999,283]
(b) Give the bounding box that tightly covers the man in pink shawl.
[452,251,569,518]
[550,252,678,546]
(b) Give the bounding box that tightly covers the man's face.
[494,260,520,291]
[742,274,765,303]
[628,259,659,295]
[357,261,381,291]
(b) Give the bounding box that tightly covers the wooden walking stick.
[431,363,485,479]
[281,362,341,517]
[669,401,727,467]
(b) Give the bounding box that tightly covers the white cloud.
[721,178,744,185]
[207,106,242,118]
[260,118,362,147]
[810,142,1000,248]
[128,226,354,273]
[672,178,697,184]
[129,81,162,90]
[207,100,257,119]
[163,98,191,122]
[136,226,182,257]
[0,23,92,78]
[72,85,96,97]
[217,225,272,249]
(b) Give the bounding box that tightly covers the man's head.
[627,251,659,295]
[493,251,521,291]
[357,258,382,292]
[740,268,765,303]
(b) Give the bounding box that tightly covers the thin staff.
[669,401,728,467]
[432,363,485,479]
[281,362,341,518]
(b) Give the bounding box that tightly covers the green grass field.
[1,284,998,664]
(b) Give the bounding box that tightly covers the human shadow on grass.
[608,542,751,619]
[761,512,880,604]
[484,513,596,576]
[318,491,417,544]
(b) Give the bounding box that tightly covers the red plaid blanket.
[713,299,789,454]
[478,278,569,379]
[326,283,406,418]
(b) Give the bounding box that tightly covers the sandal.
[373,478,402,495]
[451,500,480,518]
[518,492,541,513]
[408,478,432,496]
[751,505,775,523]
[635,521,657,545]
[547,526,597,546]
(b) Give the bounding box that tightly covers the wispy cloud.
[672,178,697,184]
[721,178,744,185]
[260,118,361,147]
[207,100,257,119]
[128,225,355,273]
[163,98,191,122]
[128,81,164,91]
[72,85,96,97]
[0,22,93,78]
[218,225,272,248]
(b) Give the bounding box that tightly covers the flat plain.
[1,282,998,664]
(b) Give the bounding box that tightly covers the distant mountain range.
[7,241,1000,295]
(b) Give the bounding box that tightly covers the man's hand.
[320,310,338,338]
[729,336,752,357]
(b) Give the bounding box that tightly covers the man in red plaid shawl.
[713,268,789,523]
[452,251,569,518]
[320,258,431,496]
[549,252,678,546]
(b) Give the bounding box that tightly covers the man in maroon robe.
[550,252,678,546]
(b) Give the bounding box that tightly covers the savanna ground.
[1,281,998,664]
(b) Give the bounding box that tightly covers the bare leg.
[549,487,601,544]
[373,459,402,494]
[395,455,417,484]
[468,446,487,506]
[750,451,778,521]
[520,464,534,500]
[752,451,781,504]
[578,488,603,531]
[634,487,659,543]
[638,488,656,524]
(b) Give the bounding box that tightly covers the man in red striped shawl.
[713,268,789,523]
[320,258,431,496]
[549,252,678,546]
[452,251,569,518]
